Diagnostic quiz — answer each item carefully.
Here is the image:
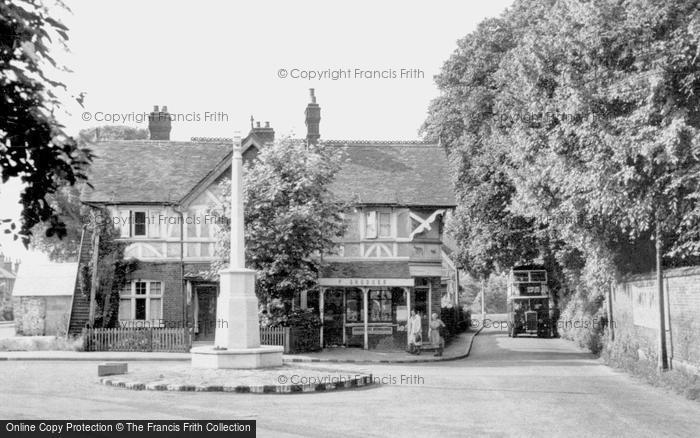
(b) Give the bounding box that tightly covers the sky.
[0,0,514,269]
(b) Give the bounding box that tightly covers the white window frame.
[119,280,163,322]
[365,211,377,239]
[364,210,393,239]
[378,212,392,238]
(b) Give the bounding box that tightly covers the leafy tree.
[462,273,508,313]
[209,138,347,306]
[424,0,700,364]
[29,126,149,261]
[425,0,700,280]
[1,0,92,245]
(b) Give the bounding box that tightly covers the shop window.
[345,289,364,322]
[369,290,393,322]
[307,290,320,312]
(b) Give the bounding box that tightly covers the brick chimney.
[305,89,321,145]
[249,118,275,145]
[0,253,17,275]
[148,105,172,140]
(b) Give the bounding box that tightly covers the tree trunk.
[480,278,485,321]
[87,232,100,327]
[656,219,668,371]
[607,281,614,342]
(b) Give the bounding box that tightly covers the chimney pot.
[265,121,270,128]
[256,121,261,128]
[149,104,171,140]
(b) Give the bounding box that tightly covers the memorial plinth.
[191,134,283,369]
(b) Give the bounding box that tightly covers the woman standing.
[429,312,446,357]
[406,310,422,355]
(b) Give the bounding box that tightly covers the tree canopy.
[424,0,700,302]
[210,138,347,306]
[29,126,149,261]
[1,0,92,246]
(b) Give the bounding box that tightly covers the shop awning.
[319,261,414,287]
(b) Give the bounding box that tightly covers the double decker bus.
[507,264,555,338]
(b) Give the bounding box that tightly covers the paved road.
[1,328,699,437]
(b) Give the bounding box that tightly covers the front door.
[196,285,217,341]
[323,289,344,347]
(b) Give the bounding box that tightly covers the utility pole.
[656,218,668,371]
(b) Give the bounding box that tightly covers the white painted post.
[319,288,325,348]
[363,288,369,350]
[342,289,347,346]
[405,287,411,348]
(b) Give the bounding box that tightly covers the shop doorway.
[195,285,217,341]
[414,287,429,340]
[323,289,344,347]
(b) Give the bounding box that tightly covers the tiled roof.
[81,140,231,204]
[13,263,78,296]
[327,141,456,207]
[320,261,411,279]
[81,139,456,207]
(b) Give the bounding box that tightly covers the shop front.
[308,262,441,350]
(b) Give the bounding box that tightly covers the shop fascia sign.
[318,278,414,287]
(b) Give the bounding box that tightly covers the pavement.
[0,321,14,339]
[285,329,480,363]
[1,325,699,437]
[0,328,480,363]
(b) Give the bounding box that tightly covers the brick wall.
[127,262,185,324]
[12,296,71,336]
[612,266,700,367]
[14,296,45,335]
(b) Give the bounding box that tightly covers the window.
[365,211,377,239]
[118,209,162,238]
[513,271,529,282]
[119,280,163,321]
[378,213,391,237]
[133,211,147,236]
[530,271,547,282]
[369,290,393,322]
[366,211,392,239]
[345,289,364,322]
